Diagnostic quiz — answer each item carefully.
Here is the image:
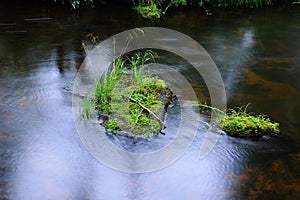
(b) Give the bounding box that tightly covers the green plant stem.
[163,1,173,14]
[192,103,225,115]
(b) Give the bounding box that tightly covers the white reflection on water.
[215,28,256,101]
[242,29,254,48]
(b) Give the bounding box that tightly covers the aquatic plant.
[49,0,297,18]
[104,119,121,133]
[94,58,125,114]
[108,78,170,136]
[132,0,187,19]
[82,50,173,136]
[132,0,162,18]
[194,103,280,137]
[81,96,95,120]
[127,50,156,83]
[132,0,275,18]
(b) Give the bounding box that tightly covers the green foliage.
[132,0,187,19]
[104,119,121,134]
[219,105,280,136]
[79,58,123,119]
[132,0,162,18]
[94,58,125,114]
[127,50,156,83]
[50,0,297,17]
[113,79,166,135]
[221,112,280,136]
[130,82,165,114]
[83,50,171,136]
[193,103,280,137]
[132,0,278,18]
[50,0,296,17]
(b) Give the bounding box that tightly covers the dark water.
[0,1,299,199]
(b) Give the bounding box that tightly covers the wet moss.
[194,103,280,137]
[106,78,171,136]
[82,50,173,137]
[220,111,280,137]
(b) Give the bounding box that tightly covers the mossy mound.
[219,111,280,137]
[194,103,280,137]
[82,50,174,137]
[104,78,173,137]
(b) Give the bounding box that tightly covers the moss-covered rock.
[104,78,173,137]
[194,103,280,137]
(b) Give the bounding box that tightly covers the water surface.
[0,2,299,199]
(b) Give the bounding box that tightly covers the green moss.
[194,103,280,137]
[220,112,280,136]
[104,119,121,134]
[82,50,172,137]
[109,79,167,136]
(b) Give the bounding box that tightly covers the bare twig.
[128,96,165,129]
[81,41,89,55]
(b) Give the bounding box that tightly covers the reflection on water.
[0,1,299,199]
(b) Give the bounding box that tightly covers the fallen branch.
[128,96,165,129]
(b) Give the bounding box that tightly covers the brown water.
[0,1,299,199]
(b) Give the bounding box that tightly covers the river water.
[0,1,299,199]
